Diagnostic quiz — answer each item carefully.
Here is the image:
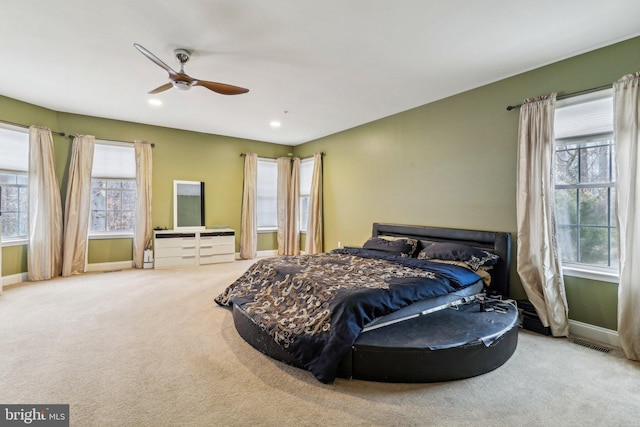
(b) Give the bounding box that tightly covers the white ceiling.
[1,1,640,146]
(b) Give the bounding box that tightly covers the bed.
[215,223,517,383]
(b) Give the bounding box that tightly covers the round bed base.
[232,301,519,383]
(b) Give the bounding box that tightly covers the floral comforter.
[215,248,481,382]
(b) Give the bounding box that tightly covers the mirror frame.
[173,180,205,230]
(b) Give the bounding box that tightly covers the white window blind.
[555,90,613,140]
[257,158,278,229]
[0,126,29,172]
[92,142,136,178]
[300,158,313,195]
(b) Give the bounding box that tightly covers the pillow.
[362,237,420,258]
[417,242,499,271]
[426,259,493,286]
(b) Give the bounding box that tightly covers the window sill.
[562,264,619,284]
[257,229,308,234]
[89,233,134,240]
[1,238,28,247]
[257,228,277,233]
[1,234,134,246]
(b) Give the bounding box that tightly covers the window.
[256,158,277,230]
[299,158,314,232]
[0,125,29,242]
[90,142,136,236]
[554,90,618,280]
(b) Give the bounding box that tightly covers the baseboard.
[86,260,134,272]
[1,272,29,288]
[1,263,133,288]
[0,261,134,290]
[257,250,278,257]
[234,250,278,260]
[569,319,620,348]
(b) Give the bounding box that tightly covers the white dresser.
[153,228,235,269]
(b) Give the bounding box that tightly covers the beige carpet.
[1,260,639,426]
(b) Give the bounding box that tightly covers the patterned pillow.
[363,237,420,258]
[417,242,499,271]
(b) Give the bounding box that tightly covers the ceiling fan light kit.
[172,80,192,91]
[134,43,249,96]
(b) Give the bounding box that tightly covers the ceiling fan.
[133,43,249,95]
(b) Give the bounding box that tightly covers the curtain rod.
[68,134,155,147]
[0,118,66,136]
[239,152,325,158]
[506,83,613,111]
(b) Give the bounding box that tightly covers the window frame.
[553,90,619,283]
[0,124,29,246]
[89,178,137,239]
[88,141,137,240]
[0,170,29,245]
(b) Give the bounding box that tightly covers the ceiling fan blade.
[134,43,178,77]
[135,43,249,96]
[192,79,249,95]
[148,82,173,94]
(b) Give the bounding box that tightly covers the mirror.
[173,180,205,230]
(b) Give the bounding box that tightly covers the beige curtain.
[133,141,153,269]
[62,135,95,276]
[516,94,569,337]
[305,152,323,254]
[240,153,258,259]
[613,72,640,360]
[28,126,63,281]
[277,157,300,255]
[277,157,291,255]
[287,157,300,255]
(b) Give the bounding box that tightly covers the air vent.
[571,338,611,353]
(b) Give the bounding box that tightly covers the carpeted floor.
[1,260,639,426]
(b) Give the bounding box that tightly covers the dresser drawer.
[154,236,196,250]
[199,243,234,256]
[155,246,196,258]
[199,252,235,264]
[154,256,197,269]
[200,235,234,246]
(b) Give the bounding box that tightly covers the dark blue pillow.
[363,237,420,258]
[417,242,499,271]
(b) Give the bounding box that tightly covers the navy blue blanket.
[215,249,481,382]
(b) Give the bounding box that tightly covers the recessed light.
[148,98,162,107]
[270,120,281,128]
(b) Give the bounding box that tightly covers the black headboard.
[372,223,512,297]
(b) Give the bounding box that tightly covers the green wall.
[294,36,640,329]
